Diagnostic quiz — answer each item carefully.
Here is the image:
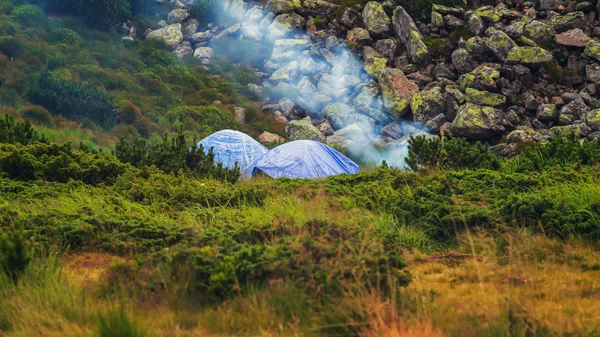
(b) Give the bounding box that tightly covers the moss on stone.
[465,88,506,107]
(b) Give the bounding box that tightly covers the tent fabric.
[197,130,268,172]
[245,140,360,179]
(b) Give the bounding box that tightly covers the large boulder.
[584,40,600,61]
[167,9,189,24]
[459,65,500,91]
[451,103,509,139]
[486,30,517,61]
[287,117,326,142]
[392,6,430,65]
[377,67,419,117]
[585,109,600,131]
[362,2,391,37]
[551,12,585,33]
[341,5,364,28]
[468,13,485,36]
[523,21,553,46]
[465,88,506,107]
[410,87,446,122]
[146,24,183,50]
[558,98,588,125]
[347,27,372,45]
[193,47,213,64]
[451,48,477,74]
[555,28,590,47]
[505,47,554,65]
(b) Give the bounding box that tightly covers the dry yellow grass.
[2,232,599,337]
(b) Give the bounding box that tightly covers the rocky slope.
[133,0,600,159]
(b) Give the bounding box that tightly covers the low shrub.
[10,4,47,28]
[0,142,127,185]
[26,71,116,129]
[0,230,31,284]
[0,114,45,145]
[115,133,241,183]
[406,136,500,171]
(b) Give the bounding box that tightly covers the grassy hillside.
[1,117,600,335]
[0,1,283,153]
[1,0,600,336]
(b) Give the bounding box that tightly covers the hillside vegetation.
[1,0,600,336]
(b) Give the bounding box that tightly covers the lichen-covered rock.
[362,2,391,37]
[347,27,372,45]
[392,6,430,65]
[585,108,600,131]
[270,39,310,63]
[147,24,183,50]
[444,15,465,29]
[410,87,446,122]
[475,6,501,23]
[523,20,553,46]
[266,0,303,14]
[503,21,525,39]
[451,48,477,74]
[537,104,557,122]
[486,30,517,61]
[341,5,364,28]
[465,88,506,107]
[550,123,592,138]
[268,13,306,39]
[363,46,388,76]
[173,42,193,58]
[167,9,189,24]
[459,66,500,91]
[586,64,600,83]
[378,67,419,117]
[468,13,485,36]
[551,12,585,33]
[558,98,588,125]
[432,4,464,16]
[287,117,326,142]
[193,46,213,64]
[451,103,509,139]
[555,28,590,47]
[322,103,355,130]
[466,37,490,57]
[269,61,298,82]
[584,40,600,61]
[373,39,398,60]
[431,11,444,28]
[505,47,554,65]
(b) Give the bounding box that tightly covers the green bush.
[49,28,81,45]
[26,71,115,129]
[406,136,500,171]
[116,133,241,183]
[50,0,132,29]
[10,4,47,27]
[0,115,44,145]
[169,219,410,300]
[0,230,31,284]
[166,105,237,134]
[509,137,600,173]
[0,36,24,58]
[0,142,127,185]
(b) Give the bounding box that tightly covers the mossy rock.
[451,103,509,139]
[505,47,553,65]
[465,88,506,107]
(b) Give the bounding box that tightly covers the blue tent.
[197,130,268,172]
[245,140,360,179]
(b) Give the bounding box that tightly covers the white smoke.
[200,1,430,168]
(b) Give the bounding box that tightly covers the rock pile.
[135,0,600,160]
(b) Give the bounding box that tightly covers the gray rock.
[362,1,392,37]
[193,46,213,64]
[147,24,183,50]
[287,117,326,142]
[452,48,477,74]
[486,29,517,61]
[167,9,189,24]
[558,98,588,125]
[451,103,509,139]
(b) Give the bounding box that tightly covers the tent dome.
[245,140,360,179]
[197,130,268,172]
